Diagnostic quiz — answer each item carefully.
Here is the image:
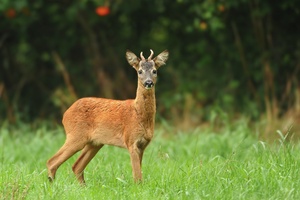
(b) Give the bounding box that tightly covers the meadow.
[1,120,300,200]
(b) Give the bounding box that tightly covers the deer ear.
[126,50,139,68]
[154,50,169,68]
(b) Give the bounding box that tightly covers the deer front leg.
[129,145,144,183]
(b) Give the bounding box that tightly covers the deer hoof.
[48,176,54,182]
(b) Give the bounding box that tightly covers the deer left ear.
[154,50,169,68]
[126,50,140,68]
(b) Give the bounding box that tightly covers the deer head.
[126,49,169,89]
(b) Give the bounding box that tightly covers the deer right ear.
[126,50,140,68]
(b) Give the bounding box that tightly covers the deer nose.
[144,80,154,89]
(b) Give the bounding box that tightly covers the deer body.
[47,49,168,184]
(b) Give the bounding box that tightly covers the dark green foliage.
[0,0,299,123]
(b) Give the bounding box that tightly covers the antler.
[140,52,146,61]
[147,49,154,60]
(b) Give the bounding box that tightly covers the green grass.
[1,121,300,199]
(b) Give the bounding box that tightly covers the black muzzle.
[144,80,154,89]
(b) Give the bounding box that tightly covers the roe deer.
[47,49,169,184]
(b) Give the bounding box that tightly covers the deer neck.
[134,82,156,125]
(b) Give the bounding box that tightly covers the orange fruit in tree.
[218,4,225,12]
[200,22,207,30]
[96,6,110,16]
[5,8,16,18]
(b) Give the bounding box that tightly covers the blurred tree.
[0,0,299,126]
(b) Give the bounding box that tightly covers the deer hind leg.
[47,137,87,182]
[72,143,103,184]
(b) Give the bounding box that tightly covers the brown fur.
[46,49,168,184]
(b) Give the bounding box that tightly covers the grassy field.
[1,120,300,200]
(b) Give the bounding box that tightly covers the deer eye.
[152,70,157,74]
[138,70,143,75]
